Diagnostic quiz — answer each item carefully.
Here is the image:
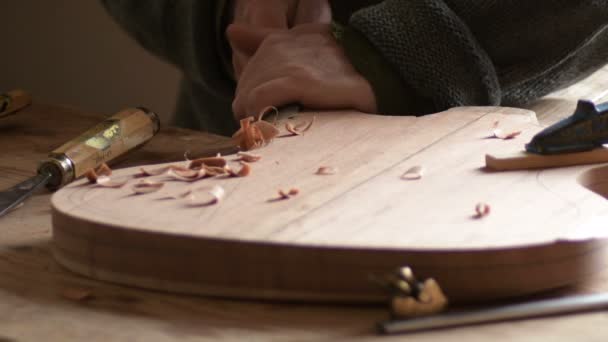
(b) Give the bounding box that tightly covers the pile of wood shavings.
[83,153,261,206]
[232,107,316,151]
[86,107,324,206]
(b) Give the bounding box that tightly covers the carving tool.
[0,89,31,118]
[380,292,608,334]
[486,99,608,170]
[0,107,160,217]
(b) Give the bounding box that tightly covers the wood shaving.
[84,163,112,183]
[285,122,301,136]
[236,151,262,162]
[189,157,227,169]
[232,116,280,151]
[226,162,251,177]
[256,106,279,122]
[95,176,128,188]
[493,129,522,140]
[316,166,338,175]
[186,185,225,206]
[132,180,164,194]
[401,166,424,180]
[285,116,315,136]
[295,116,315,132]
[203,165,227,176]
[167,168,207,182]
[473,202,491,219]
[253,120,280,141]
[276,188,299,200]
[137,165,190,177]
[61,287,93,301]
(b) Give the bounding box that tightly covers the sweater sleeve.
[333,0,608,115]
[100,0,235,99]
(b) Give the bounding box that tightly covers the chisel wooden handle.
[0,89,32,118]
[38,107,160,190]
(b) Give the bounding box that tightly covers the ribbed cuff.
[331,21,423,115]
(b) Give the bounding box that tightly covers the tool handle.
[39,107,160,190]
[0,89,32,118]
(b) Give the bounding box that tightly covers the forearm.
[333,0,608,114]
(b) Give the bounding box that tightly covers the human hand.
[229,0,331,78]
[229,23,377,119]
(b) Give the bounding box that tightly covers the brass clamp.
[374,266,448,319]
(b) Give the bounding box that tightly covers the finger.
[226,23,277,56]
[240,75,377,118]
[243,77,301,119]
[293,0,332,25]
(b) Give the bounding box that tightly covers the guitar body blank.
[52,107,608,303]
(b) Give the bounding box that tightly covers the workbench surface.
[1,67,608,341]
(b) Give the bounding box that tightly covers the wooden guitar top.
[51,107,608,304]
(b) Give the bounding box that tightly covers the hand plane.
[486,99,608,170]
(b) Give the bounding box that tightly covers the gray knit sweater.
[102,0,608,135]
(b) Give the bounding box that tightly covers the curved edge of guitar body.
[52,210,608,303]
[51,106,608,304]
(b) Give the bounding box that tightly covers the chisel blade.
[0,172,51,217]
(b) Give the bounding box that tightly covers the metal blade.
[0,172,51,217]
[379,292,608,334]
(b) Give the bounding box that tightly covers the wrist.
[332,21,428,115]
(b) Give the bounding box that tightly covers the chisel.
[0,107,160,217]
[0,89,31,118]
[379,292,608,334]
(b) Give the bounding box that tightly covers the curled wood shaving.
[84,163,112,183]
[203,165,227,177]
[95,176,128,188]
[132,180,164,194]
[186,185,225,206]
[285,116,316,136]
[401,166,424,180]
[295,116,315,132]
[285,122,300,136]
[167,168,207,182]
[61,287,93,301]
[254,120,280,141]
[473,202,491,219]
[316,166,338,175]
[189,157,227,169]
[226,162,251,177]
[236,151,262,163]
[232,117,280,151]
[256,106,279,122]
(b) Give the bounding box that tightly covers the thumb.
[293,0,332,25]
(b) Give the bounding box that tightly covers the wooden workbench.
[1,66,608,341]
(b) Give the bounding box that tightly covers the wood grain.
[51,106,608,304]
